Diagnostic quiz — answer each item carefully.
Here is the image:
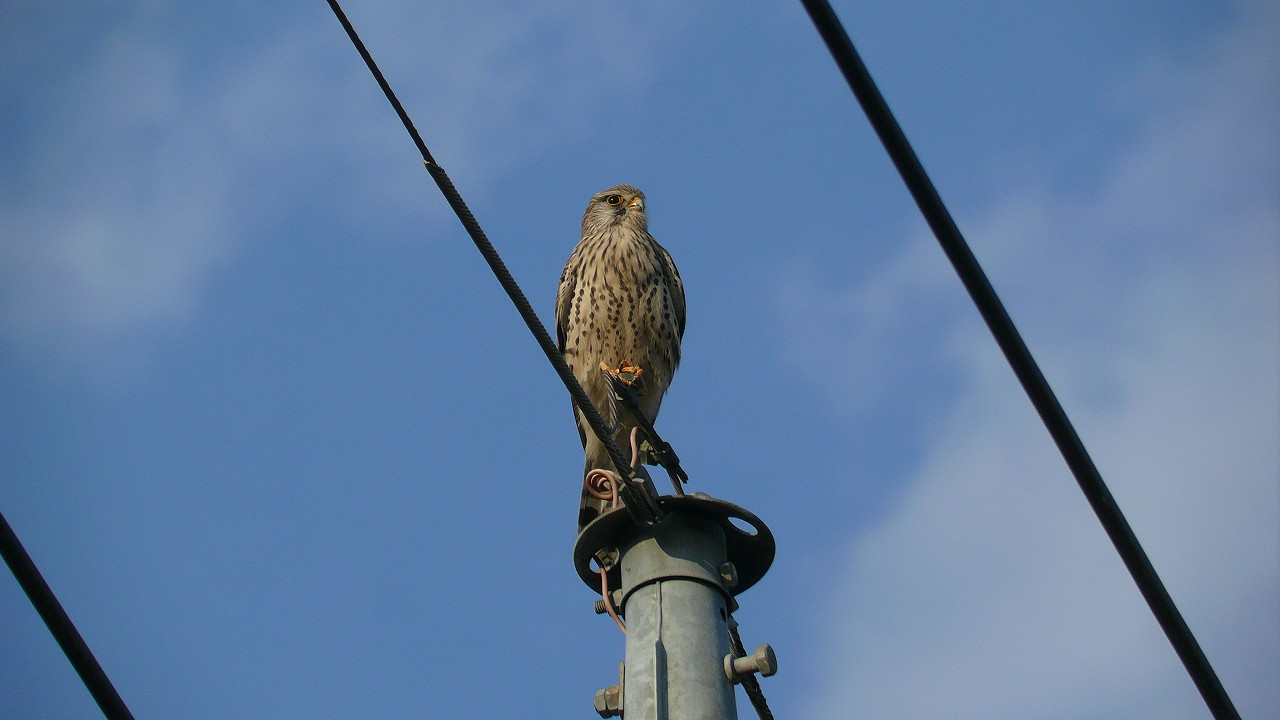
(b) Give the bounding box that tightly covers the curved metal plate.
[572,493,775,597]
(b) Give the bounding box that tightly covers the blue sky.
[2,1,1276,718]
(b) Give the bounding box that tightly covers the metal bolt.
[593,684,622,717]
[718,561,739,588]
[724,643,777,684]
[593,590,623,615]
[594,662,624,718]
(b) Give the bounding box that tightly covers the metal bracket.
[573,493,775,599]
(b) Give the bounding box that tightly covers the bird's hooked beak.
[628,195,644,211]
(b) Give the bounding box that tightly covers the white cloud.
[0,11,296,372]
[798,2,1278,717]
[0,1,693,376]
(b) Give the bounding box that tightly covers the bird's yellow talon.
[599,360,646,393]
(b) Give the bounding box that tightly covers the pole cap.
[573,493,775,597]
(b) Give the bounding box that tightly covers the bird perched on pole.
[556,184,686,531]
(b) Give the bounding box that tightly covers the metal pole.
[620,511,737,720]
[577,495,776,719]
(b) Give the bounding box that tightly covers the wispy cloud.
[0,1,692,377]
[0,9,338,374]
[1,19,220,371]
[789,2,1278,716]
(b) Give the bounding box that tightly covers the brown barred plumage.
[555,184,685,530]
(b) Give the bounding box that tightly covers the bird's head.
[582,184,647,235]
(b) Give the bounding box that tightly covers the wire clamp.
[725,643,777,684]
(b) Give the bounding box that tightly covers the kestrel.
[556,184,685,530]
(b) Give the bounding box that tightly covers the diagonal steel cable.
[1,510,135,720]
[796,2,1241,719]
[324,0,659,525]
[608,375,688,493]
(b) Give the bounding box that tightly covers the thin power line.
[0,510,135,720]
[796,2,1242,719]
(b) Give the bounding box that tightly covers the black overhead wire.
[796,2,1241,720]
[0,510,135,720]
[325,0,660,525]
[608,375,688,493]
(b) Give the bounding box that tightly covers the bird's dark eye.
[605,194,623,206]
